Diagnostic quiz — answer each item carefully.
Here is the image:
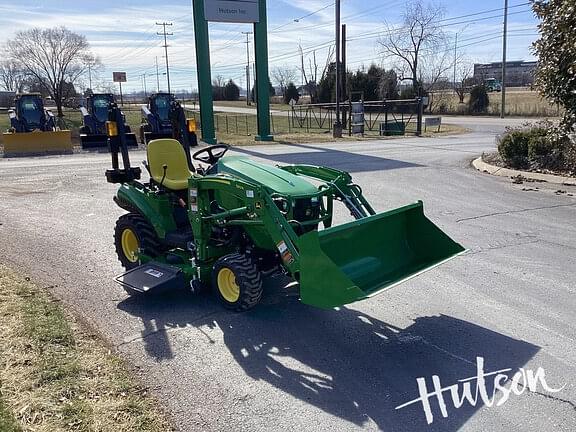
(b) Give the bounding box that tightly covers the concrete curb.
[472,157,576,186]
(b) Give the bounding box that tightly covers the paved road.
[0,131,575,431]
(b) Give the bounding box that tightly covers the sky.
[0,0,539,93]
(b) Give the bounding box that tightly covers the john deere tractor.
[80,93,137,149]
[3,93,72,156]
[106,104,464,311]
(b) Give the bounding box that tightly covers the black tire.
[212,253,263,312]
[114,213,162,270]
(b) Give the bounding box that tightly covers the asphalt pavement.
[0,127,575,431]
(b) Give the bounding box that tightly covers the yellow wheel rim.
[121,228,139,263]
[217,268,240,303]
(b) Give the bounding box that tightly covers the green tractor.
[106,104,465,311]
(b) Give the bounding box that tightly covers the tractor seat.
[147,139,192,190]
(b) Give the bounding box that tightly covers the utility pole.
[156,22,173,94]
[333,0,342,138]
[141,73,148,98]
[501,0,509,119]
[88,63,92,90]
[242,31,253,106]
[341,23,347,130]
[453,33,458,94]
[155,57,160,92]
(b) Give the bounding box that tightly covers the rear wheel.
[114,213,161,270]
[212,253,263,312]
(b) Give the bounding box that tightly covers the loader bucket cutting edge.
[298,201,466,309]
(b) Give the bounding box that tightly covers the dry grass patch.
[0,266,173,432]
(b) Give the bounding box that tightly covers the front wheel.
[212,253,263,312]
[114,213,161,270]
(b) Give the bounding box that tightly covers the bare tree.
[378,0,446,95]
[271,65,297,95]
[213,75,226,88]
[454,61,474,104]
[6,27,97,116]
[0,60,26,92]
[298,44,334,103]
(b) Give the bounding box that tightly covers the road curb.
[472,156,576,186]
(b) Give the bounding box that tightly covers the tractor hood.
[217,156,318,196]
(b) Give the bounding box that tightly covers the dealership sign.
[204,0,259,23]
[113,72,127,83]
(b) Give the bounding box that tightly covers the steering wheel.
[192,145,230,165]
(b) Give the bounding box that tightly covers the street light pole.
[333,0,342,138]
[501,0,509,119]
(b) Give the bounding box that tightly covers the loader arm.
[280,164,376,219]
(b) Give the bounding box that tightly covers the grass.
[429,88,562,117]
[214,100,291,111]
[0,265,174,432]
[0,398,21,432]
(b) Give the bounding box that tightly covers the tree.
[378,0,446,96]
[299,44,334,103]
[317,63,337,103]
[251,79,275,102]
[213,75,226,88]
[6,27,97,117]
[283,82,300,104]
[224,79,240,101]
[0,60,26,92]
[468,85,489,114]
[454,62,473,104]
[272,65,297,95]
[347,64,398,101]
[533,0,576,133]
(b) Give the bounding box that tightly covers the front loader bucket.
[2,131,73,157]
[298,201,465,309]
[81,133,138,150]
[81,134,108,149]
[125,133,139,148]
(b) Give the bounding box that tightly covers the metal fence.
[289,98,424,136]
[182,97,424,137]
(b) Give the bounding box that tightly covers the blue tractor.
[80,93,137,149]
[3,93,72,156]
[9,93,56,132]
[139,93,198,148]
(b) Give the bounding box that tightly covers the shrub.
[528,135,553,159]
[497,121,575,171]
[468,85,489,114]
[498,130,531,168]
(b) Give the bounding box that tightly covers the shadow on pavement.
[118,282,539,431]
[233,142,423,174]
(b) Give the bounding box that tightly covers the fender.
[115,184,177,238]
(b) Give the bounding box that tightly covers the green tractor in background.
[105,104,465,311]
